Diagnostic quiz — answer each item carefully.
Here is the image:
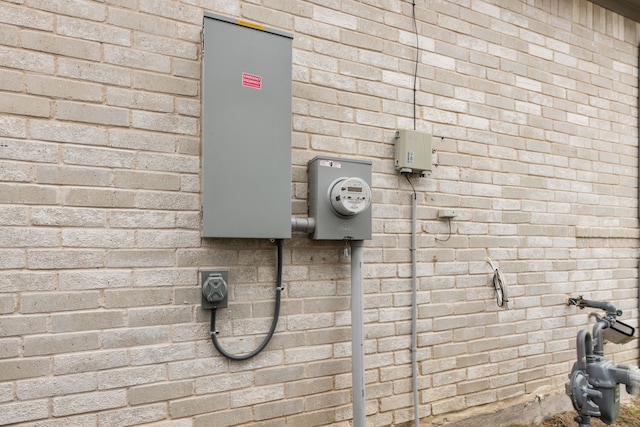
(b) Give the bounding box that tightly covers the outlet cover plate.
[200,270,228,309]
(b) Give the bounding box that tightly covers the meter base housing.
[308,156,372,240]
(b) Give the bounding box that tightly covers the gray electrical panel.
[201,13,292,239]
[308,156,372,240]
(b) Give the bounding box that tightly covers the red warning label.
[242,72,262,89]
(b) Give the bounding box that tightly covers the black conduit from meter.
[210,239,283,360]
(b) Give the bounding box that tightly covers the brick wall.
[1,0,639,426]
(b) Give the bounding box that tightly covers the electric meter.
[329,177,371,217]
[308,156,372,240]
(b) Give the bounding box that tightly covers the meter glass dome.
[329,177,372,217]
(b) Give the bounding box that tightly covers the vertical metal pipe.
[637,43,640,367]
[410,193,420,427]
[351,240,366,427]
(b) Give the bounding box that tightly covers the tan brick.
[139,0,201,25]
[113,170,181,191]
[0,160,33,183]
[286,408,336,427]
[106,249,175,268]
[58,269,131,290]
[97,365,165,389]
[56,101,129,126]
[28,0,105,20]
[54,349,128,375]
[256,366,304,386]
[98,404,167,426]
[0,337,21,358]
[36,164,111,187]
[305,390,350,411]
[63,145,136,168]
[128,306,192,327]
[107,7,176,36]
[109,210,175,228]
[174,58,200,79]
[64,188,136,208]
[0,25,22,47]
[0,400,49,425]
[30,119,108,145]
[53,390,127,416]
[0,45,54,73]
[28,249,104,269]
[106,86,174,112]
[0,249,26,270]
[0,272,56,293]
[0,314,47,336]
[255,398,303,420]
[57,15,129,45]
[137,230,200,248]
[62,228,135,248]
[0,294,16,314]
[51,310,125,333]
[104,288,172,309]
[133,71,198,96]
[104,45,171,73]
[0,3,54,30]
[108,128,175,152]
[22,30,101,61]
[131,110,198,135]
[0,139,59,163]
[170,395,227,418]
[16,372,96,399]
[129,380,193,405]
[167,358,227,381]
[0,182,57,205]
[58,57,130,86]
[24,331,101,356]
[133,32,198,59]
[0,357,50,381]
[0,92,50,117]
[102,326,170,349]
[21,291,100,313]
[135,191,199,210]
[0,382,13,402]
[194,407,252,427]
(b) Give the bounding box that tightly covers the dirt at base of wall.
[396,389,575,427]
[396,389,640,427]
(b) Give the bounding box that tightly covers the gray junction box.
[308,156,372,241]
[201,13,293,239]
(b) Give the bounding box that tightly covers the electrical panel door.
[201,13,293,239]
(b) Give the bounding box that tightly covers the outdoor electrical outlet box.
[201,13,293,239]
[394,129,432,175]
[201,270,228,309]
[308,156,372,240]
[438,209,457,218]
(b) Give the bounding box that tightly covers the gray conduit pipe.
[291,217,316,234]
[292,218,367,426]
[410,192,420,427]
[351,240,366,427]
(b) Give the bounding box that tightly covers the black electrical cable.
[404,173,416,196]
[412,0,419,130]
[210,239,283,360]
[486,258,509,308]
[434,218,452,242]
[492,268,507,307]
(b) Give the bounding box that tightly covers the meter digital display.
[329,177,372,217]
